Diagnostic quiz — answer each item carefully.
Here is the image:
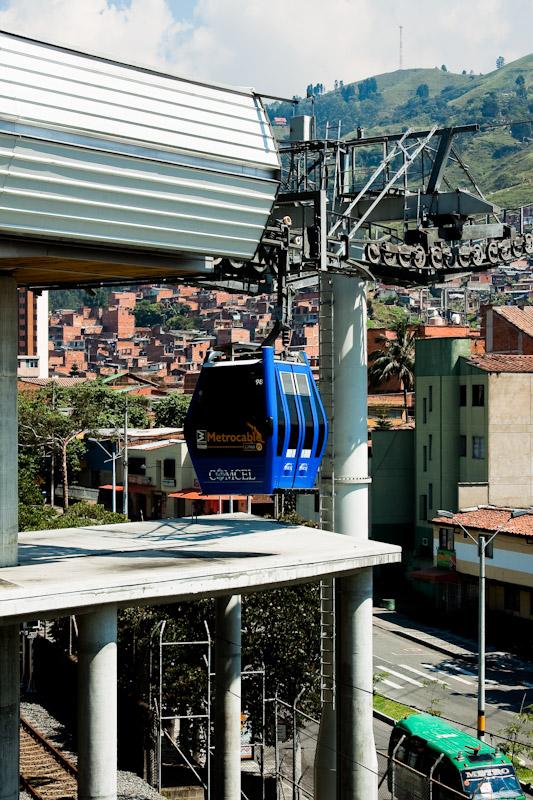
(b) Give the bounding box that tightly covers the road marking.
[380,678,403,690]
[399,664,448,686]
[376,665,424,687]
[443,662,497,684]
[421,663,473,685]
[443,662,477,677]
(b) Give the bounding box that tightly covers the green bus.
[388,713,525,799]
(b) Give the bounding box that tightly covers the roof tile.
[466,353,533,373]
[432,508,533,536]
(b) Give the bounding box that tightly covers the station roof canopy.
[0,31,280,288]
[0,515,400,624]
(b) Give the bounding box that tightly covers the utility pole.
[438,508,528,739]
[123,401,128,518]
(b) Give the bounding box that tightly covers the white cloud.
[0,0,531,96]
[0,0,188,71]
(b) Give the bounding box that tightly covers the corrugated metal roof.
[0,31,280,275]
[129,439,183,451]
[0,31,278,167]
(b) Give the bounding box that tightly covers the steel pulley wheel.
[442,248,455,267]
[365,242,381,265]
[499,240,512,262]
[486,240,499,264]
[429,247,443,268]
[411,246,427,268]
[511,238,524,258]
[398,247,412,268]
[381,246,398,267]
[470,244,484,267]
[456,248,471,268]
[525,233,533,255]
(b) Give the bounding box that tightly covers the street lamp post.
[437,507,528,740]
[88,438,122,514]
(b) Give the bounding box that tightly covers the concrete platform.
[0,514,401,624]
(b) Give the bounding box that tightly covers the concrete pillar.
[214,594,241,800]
[332,275,377,800]
[0,276,19,800]
[78,607,117,800]
[336,569,377,798]
[0,625,20,800]
[0,275,18,567]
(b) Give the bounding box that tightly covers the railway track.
[20,716,78,800]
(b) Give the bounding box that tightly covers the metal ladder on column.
[319,273,335,706]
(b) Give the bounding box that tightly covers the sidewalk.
[374,607,484,658]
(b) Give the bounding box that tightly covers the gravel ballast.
[21,698,164,800]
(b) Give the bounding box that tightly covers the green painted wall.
[370,428,415,547]
[415,338,472,555]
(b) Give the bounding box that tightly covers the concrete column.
[214,594,241,800]
[78,607,117,800]
[336,569,377,798]
[0,625,20,800]
[0,275,18,567]
[332,275,377,800]
[0,276,19,800]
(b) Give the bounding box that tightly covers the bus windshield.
[461,765,522,798]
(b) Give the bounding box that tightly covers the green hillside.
[269,56,533,207]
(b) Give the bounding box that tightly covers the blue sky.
[0,0,531,96]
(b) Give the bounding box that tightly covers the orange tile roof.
[466,354,533,373]
[494,306,533,338]
[432,508,533,537]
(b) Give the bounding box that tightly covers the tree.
[481,93,499,118]
[153,393,191,428]
[134,300,165,328]
[515,73,527,99]
[19,383,149,509]
[441,64,448,72]
[416,83,429,99]
[496,55,505,70]
[368,320,416,421]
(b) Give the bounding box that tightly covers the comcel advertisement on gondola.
[184,345,328,495]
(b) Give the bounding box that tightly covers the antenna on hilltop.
[399,25,403,70]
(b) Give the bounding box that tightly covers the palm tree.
[369,319,416,422]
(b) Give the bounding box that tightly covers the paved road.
[275,617,533,797]
[373,623,533,744]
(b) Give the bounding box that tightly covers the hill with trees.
[269,54,533,208]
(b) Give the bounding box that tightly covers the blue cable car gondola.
[184,346,328,495]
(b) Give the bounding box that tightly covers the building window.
[472,436,485,459]
[163,458,176,479]
[128,457,146,475]
[428,434,433,461]
[419,494,428,521]
[439,527,454,550]
[428,385,433,412]
[459,385,467,406]
[428,483,433,510]
[459,435,467,457]
[484,537,494,559]
[423,445,427,472]
[423,397,427,424]
[504,585,520,613]
[472,384,485,407]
